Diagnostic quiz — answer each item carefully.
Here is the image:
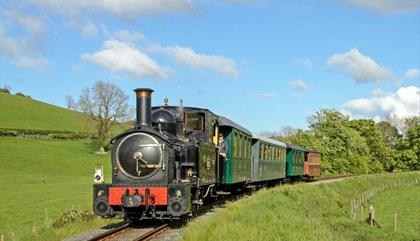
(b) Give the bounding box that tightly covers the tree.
[397,121,420,170]
[78,81,129,152]
[307,109,370,174]
[376,121,401,149]
[348,119,386,173]
[65,95,76,110]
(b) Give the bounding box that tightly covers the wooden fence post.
[394,211,397,231]
[369,205,375,226]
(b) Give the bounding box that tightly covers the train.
[92,88,321,221]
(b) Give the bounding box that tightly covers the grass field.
[0,137,116,240]
[369,185,420,238]
[0,92,94,132]
[180,172,420,241]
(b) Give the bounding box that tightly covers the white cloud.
[152,45,240,79]
[249,92,278,98]
[101,26,145,42]
[289,80,308,90]
[0,22,49,71]
[404,68,419,79]
[25,0,196,19]
[342,86,420,121]
[343,0,419,14]
[294,58,313,69]
[81,40,167,79]
[4,9,47,37]
[81,21,98,38]
[327,48,396,83]
[113,30,144,42]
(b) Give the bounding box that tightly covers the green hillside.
[0,137,114,240]
[0,92,95,132]
[0,92,131,240]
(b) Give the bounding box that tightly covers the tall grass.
[181,172,420,241]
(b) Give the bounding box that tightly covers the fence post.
[394,211,398,231]
[369,205,375,226]
[360,205,363,223]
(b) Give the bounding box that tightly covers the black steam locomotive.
[92,88,321,221]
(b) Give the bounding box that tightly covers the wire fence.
[349,178,419,229]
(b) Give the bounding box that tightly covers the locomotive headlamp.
[94,166,104,183]
[97,190,104,198]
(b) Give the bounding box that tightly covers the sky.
[1,0,419,133]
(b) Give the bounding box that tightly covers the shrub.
[0,88,11,94]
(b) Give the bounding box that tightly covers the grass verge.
[368,185,420,238]
[181,172,420,241]
[0,137,119,240]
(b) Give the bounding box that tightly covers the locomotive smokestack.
[134,88,154,127]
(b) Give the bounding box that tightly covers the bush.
[0,88,11,94]
[52,209,94,228]
[15,92,26,97]
[0,128,92,139]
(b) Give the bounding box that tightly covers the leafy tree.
[397,122,420,170]
[398,116,420,135]
[376,121,401,148]
[307,109,370,174]
[347,119,386,173]
[78,81,129,152]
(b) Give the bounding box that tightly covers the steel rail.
[133,224,170,241]
[87,223,131,241]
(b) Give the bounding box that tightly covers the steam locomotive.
[92,88,321,221]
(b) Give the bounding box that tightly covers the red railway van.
[304,151,321,177]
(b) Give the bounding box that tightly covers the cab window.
[184,112,205,131]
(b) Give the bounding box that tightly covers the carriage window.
[238,133,241,159]
[241,136,245,160]
[233,133,237,158]
[272,147,275,160]
[274,147,278,161]
[184,112,205,131]
[246,138,251,160]
[263,144,267,160]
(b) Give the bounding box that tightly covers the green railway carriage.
[218,116,252,184]
[251,135,287,182]
[286,144,306,177]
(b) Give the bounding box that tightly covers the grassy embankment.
[0,92,94,132]
[181,172,420,241]
[0,93,127,240]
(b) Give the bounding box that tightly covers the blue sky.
[1,0,419,133]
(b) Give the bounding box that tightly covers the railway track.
[87,223,170,241]
[73,175,351,241]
